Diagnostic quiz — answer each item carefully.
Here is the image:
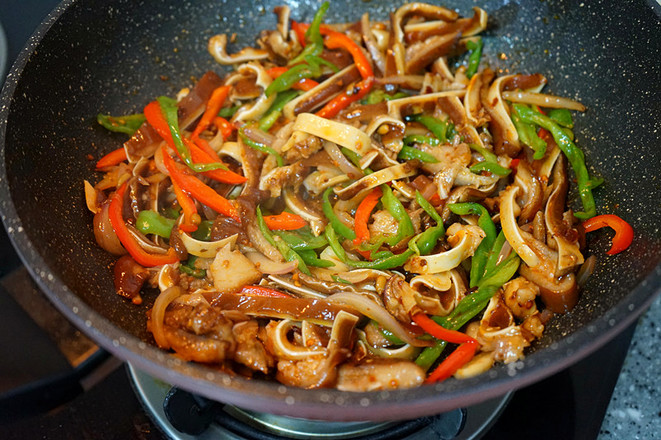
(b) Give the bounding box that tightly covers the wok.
[0,0,659,422]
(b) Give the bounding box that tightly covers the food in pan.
[85,2,633,390]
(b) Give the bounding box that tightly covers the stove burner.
[128,363,510,440]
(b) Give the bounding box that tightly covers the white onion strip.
[246,252,299,275]
[502,91,586,111]
[323,141,362,178]
[180,233,238,259]
[500,186,540,267]
[151,286,183,349]
[327,292,430,348]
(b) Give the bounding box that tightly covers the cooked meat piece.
[336,360,425,391]
[232,320,274,374]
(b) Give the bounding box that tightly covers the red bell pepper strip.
[161,147,240,222]
[322,30,373,79]
[213,116,235,140]
[240,285,291,298]
[191,85,231,140]
[108,182,179,267]
[316,76,374,119]
[412,313,479,383]
[291,20,307,47]
[425,341,479,383]
[96,147,127,169]
[144,100,177,148]
[188,138,247,185]
[352,187,382,246]
[533,105,551,140]
[171,179,199,233]
[263,212,307,231]
[266,66,320,91]
[582,214,634,255]
[412,313,477,345]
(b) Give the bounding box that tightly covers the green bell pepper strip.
[548,108,574,128]
[157,96,228,173]
[257,206,311,275]
[325,225,415,270]
[190,220,213,241]
[332,275,352,284]
[465,38,483,78]
[404,114,450,143]
[378,323,406,345]
[180,256,206,278]
[322,187,356,241]
[136,210,175,239]
[437,252,520,330]
[297,249,335,268]
[239,127,284,167]
[97,113,145,136]
[409,191,445,255]
[469,161,511,176]
[482,230,506,277]
[273,228,328,251]
[364,90,408,105]
[448,203,497,287]
[218,105,240,118]
[340,147,372,175]
[403,134,441,147]
[289,2,329,65]
[258,90,300,131]
[513,103,598,219]
[381,185,415,247]
[468,143,498,163]
[415,190,442,224]
[305,54,339,73]
[265,64,315,97]
[397,146,439,163]
[511,111,547,159]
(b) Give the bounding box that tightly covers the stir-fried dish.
[85,3,634,390]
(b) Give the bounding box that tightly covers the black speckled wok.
[0,0,659,421]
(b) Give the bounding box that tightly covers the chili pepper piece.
[353,187,383,246]
[412,313,477,345]
[162,147,240,221]
[97,113,146,136]
[424,341,479,383]
[191,85,231,140]
[582,214,634,255]
[109,183,179,267]
[316,76,374,119]
[96,147,128,169]
[263,212,307,231]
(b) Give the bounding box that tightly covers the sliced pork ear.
[405,32,461,74]
[544,155,584,276]
[403,7,488,44]
[484,75,521,157]
[208,33,269,65]
[520,264,579,313]
[361,13,386,75]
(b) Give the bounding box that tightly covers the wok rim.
[0,0,660,421]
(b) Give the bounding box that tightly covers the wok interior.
[1,0,660,418]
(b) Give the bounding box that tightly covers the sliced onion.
[126,225,169,254]
[356,330,421,360]
[323,141,362,178]
[500,186,540,267]
[268,275,327,299]
[246,252,299,275]
[327,292,431,348]
[151,286,183,349]
[180,232,238,259]
[242,125,275,147]
[576,255,597,287]
[84,180,100,214]
[501,91,586,111]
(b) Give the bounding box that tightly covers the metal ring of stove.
[127,363,511,440]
